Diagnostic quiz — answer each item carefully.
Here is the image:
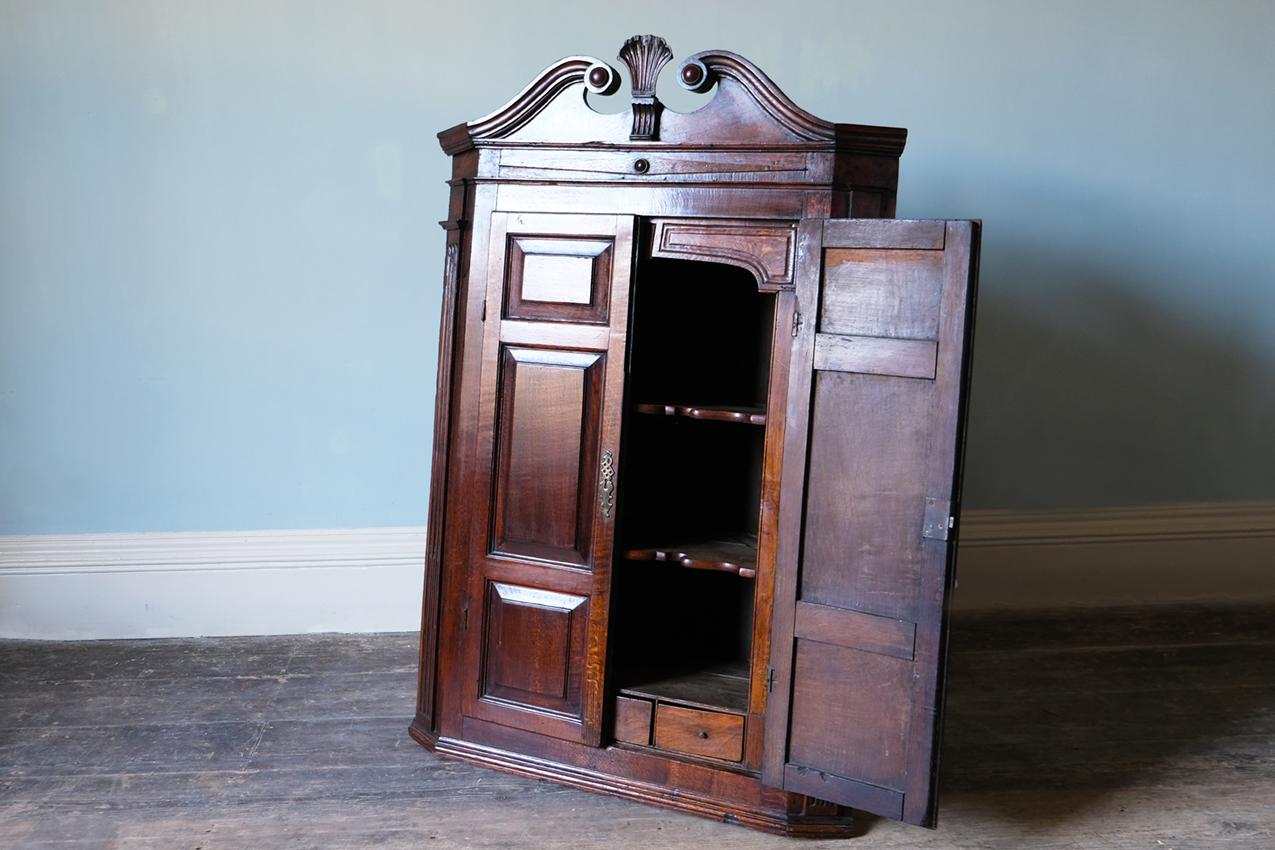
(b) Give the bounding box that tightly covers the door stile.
[900,220,979,824]
[761,217,824,787]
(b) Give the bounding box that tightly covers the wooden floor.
[2,605,1273,849]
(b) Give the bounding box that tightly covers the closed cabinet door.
[764,219,980,826]
[460,212,634,746]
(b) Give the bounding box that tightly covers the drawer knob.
[697,730,709,739]
[633,158,650,174]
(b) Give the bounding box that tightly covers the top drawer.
[496,148,830,184]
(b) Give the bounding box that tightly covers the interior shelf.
[617,662,750,714]
[622,535,758,578]
[633,403,767,425]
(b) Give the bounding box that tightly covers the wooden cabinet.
[411,35,981,835]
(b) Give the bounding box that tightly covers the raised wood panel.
[491,347,603,568]
[521,254,593,303]
[480,582,589,718]
[812,333,937,379]
[820,248,943,340]
[505,236,613,324]
[787,641,911,792]
[649,219,797,290]
[800,371,932,622]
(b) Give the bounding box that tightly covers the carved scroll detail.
[618,34,673,141]
[440,55,615,153]
[678,49,837,143]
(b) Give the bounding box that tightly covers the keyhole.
[697,730,708,739]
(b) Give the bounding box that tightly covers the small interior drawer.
[614,696,653,746]
[653,703,744,762]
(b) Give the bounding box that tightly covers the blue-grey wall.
[2,1,1273,534]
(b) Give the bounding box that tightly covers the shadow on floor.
[853,605,1275,840]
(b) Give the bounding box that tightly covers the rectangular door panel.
[479,581,589,717]
[765,220,980,827]
[819,247,944,339]
[786,641,911,815]
[800,372,932,622]
[492,346,604,568]
[504,235,614,324]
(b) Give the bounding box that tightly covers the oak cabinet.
[411,35,980,835]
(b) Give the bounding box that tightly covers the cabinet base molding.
[408,718,855,837]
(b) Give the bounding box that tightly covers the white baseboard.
[0,528,426,640]
[2,503,1273,639]
[954,501,1275,610]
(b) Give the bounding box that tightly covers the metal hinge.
[480,300,487,322]
[791,311,804,337]
[462,604,469,632]
[922,497,955,541]
[767,668,776,692]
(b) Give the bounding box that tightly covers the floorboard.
[2,607,1273,849]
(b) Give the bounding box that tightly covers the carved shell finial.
[618,34,673,141]
[619,34,672,98]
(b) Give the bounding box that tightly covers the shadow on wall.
[921,168,1275,608]
[934,179,1275,511]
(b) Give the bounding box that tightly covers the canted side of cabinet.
[415,162,476,738]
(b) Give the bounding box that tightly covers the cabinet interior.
[608,250,776,762]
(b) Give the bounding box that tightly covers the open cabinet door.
[763,219,980,826]
[460,212,635,746]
